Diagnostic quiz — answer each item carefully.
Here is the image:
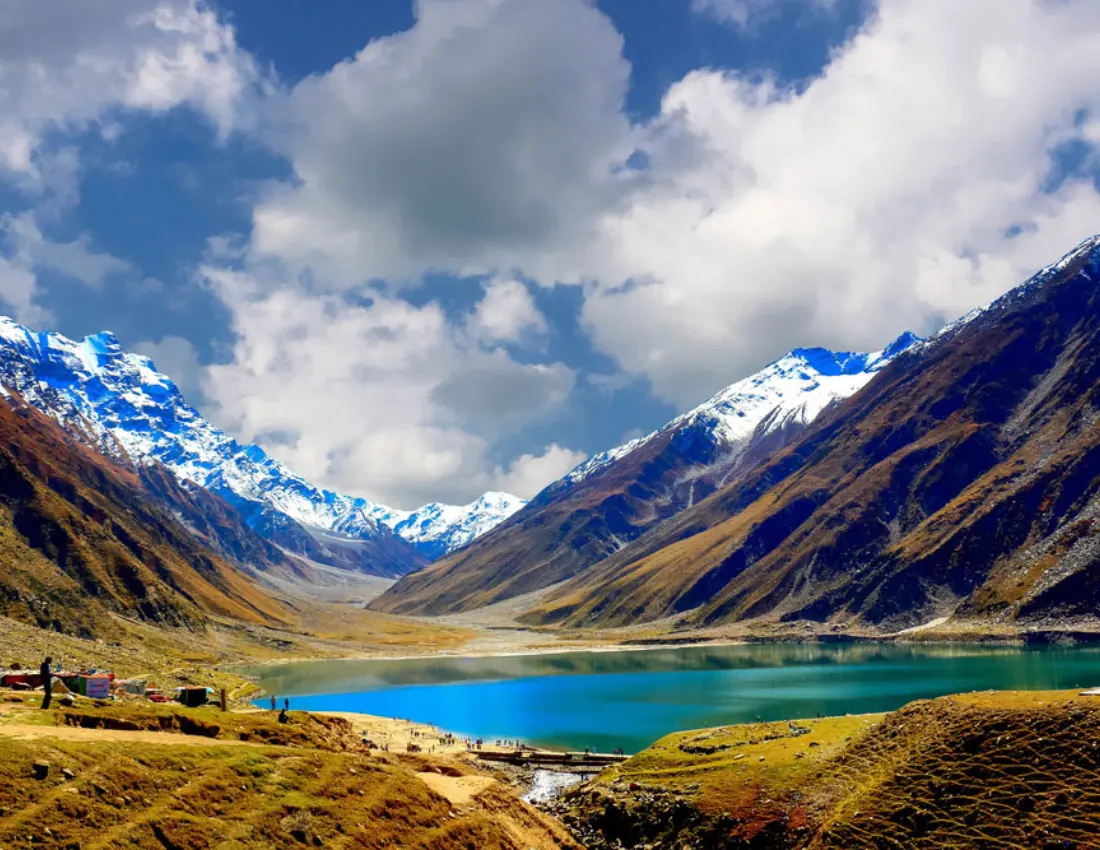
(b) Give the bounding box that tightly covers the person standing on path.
[270,695,277,711]
[284,697,289,711]
[40,657,53,710]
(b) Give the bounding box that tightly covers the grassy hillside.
[0,700,578,849]
[555,689,1100,849]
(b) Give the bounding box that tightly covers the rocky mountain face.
[0,319,524,578]
[0,393,293,636]
[372,334,920,616]
[524,235,1100,632]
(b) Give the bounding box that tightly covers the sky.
[1,0,1100,510]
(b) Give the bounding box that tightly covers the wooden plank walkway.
[476,750,629,767]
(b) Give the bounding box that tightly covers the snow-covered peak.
[394,492,526,560]
[564,331,922,486]
[0,317,523,559]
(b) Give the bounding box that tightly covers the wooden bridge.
[476,750,630,768]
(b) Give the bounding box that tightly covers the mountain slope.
[372,333,919,616]
[0,320,523,575]
[527,235,1100,632]
[0,392,293,636]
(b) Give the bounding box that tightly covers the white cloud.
[469,278,547,345]
[0,213,132,324]
[692,0,838,29]
[493,444,588,499]
[248,0,634,285]
[2,214,131,287]
[568,0,1100,403]
[200,265,580,507]
[0,0,261,190]
[0,259,48,326]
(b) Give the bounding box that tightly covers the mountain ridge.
[521,234,1100,632]
[0,390,294,636]
[0,319,524,577]
[371,331,921,616]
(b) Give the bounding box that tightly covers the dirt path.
[415,772,497,805]
[0,723,258,747]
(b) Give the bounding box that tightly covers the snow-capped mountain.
[373,331,923,616]
[394,492,527,561]
[0,318,524,570]
[565,330,922,487]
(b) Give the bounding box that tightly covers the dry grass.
[0,699,580,849]
[561,689,1100,849]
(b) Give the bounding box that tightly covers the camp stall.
[177,686,209,707]
[77,674,111,699]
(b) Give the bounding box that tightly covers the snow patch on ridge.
[564,331,922,486]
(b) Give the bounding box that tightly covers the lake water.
[242,642,1100,754]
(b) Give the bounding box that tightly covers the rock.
[61,768,75,780]
[32,761,49,780]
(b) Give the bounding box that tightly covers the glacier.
[0,317,524,561]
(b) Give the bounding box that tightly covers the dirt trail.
[0,722,259,747]
[416,771,497,805]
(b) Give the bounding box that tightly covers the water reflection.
[240,643,1100,753]
[239,641,1062,697]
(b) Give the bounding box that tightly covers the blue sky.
[1,0,1099,509]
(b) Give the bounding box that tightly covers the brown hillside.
[138,464,315,584]
[557,690,1100,849]
[0,396,293,636]
[528,237,1100,631]
[0,701,579,850]
[373,403,817,617]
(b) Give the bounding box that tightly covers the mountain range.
[376,235,1100,636]
[1,235,1099,640]
[0,320,524,578]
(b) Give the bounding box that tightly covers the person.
[270,695,277,711]
[283,697,289,711]
[40,657,53,710]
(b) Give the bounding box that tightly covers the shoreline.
[229,624,1100,673]
[231,636,753,670]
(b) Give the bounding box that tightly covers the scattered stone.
[32,761,49,780]
[61,768,75,780]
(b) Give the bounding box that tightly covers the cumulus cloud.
[200,266,581,507]
[0,0,262,187]
[237,0,1100,418]
[248,0,634,284]
[571,0,1100,403]
[468,278,548,346]
[493,444,588,498]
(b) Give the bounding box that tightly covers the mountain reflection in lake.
[239,642,1100,754]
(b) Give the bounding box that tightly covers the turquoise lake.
[243,643,1100,754]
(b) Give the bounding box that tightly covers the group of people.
[269,695,292,723]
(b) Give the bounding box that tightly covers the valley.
[2,235,1100,848]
